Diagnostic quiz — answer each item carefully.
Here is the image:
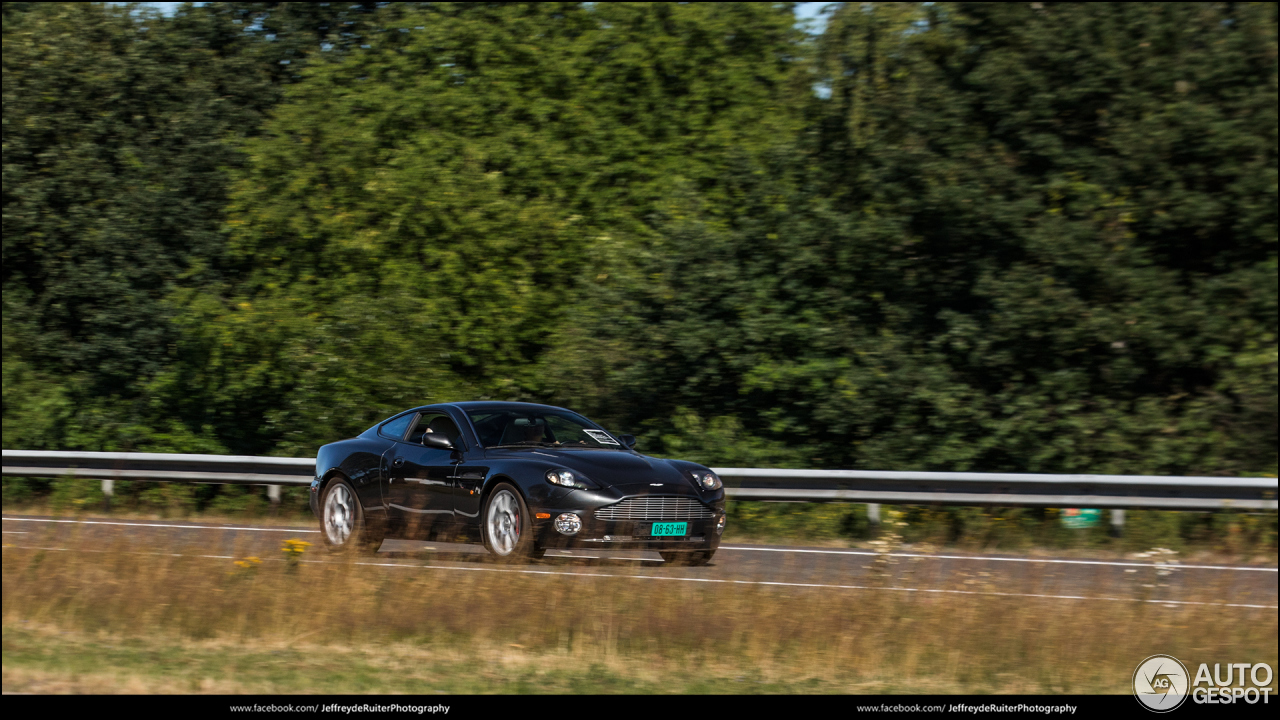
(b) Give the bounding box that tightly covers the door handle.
[392,457,405,468]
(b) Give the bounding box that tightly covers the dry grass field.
[2,531,1276,694]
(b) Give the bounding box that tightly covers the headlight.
[545,469,592,489]
[690,470,722,490]
[546,469,575,487]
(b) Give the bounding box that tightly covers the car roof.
[369,401,598,441]
[443,401,575,414]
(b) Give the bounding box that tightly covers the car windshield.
[466,409,621,449]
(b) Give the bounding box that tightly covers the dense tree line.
[4,3,1275,494]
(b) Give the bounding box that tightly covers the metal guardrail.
[717,468,1278,510]
[2,450,314,486]
[3,450,1276,512]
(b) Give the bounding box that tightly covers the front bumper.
[532,497,725,551]
[308,479,321,518]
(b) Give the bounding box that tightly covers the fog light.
[555,513,582,535]
[715,515,726,535]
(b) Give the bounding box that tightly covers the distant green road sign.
[1061,508,1101,528]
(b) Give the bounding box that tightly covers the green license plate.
[650,522,687,537]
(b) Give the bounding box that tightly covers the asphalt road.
[4,514,1276,608]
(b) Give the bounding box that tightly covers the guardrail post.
[101,478,113,512]
[267,483,281,513]
[867,502,881,526]
[1110,508,1125,538]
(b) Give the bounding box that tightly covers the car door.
[368,411,418,516]
[451,456,490,529]
[385,412,462,537]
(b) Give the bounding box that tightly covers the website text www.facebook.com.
[857,704,1077,714]
[229,705,449,715]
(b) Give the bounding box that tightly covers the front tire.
[319,477,383,553]
[481,483,538,562]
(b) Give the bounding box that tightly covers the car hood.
[485,448,699,493]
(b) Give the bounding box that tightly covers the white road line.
[350,560,1278,610]
[1,545,232,559]
[4,516,1275,573]
[3,543,1274,609]
[2,531,28,534]
[719,545,1279,572]
[1,517,319,533]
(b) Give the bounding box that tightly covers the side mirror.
[422,433,454,450]
[617,433,637,449]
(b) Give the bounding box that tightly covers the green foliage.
[2,3,270,389]
[1,477,40,506]
[600,2,1277,476]
[46,475,104,513]
[2,3,1276,524]
[202,484,262,517]
[723,502,1277,555]
[727,501,872,543]
[159,2,807,453]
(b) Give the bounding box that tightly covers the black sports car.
[309,402,726,564]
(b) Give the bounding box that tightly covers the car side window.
[407,413,463,447]
[379,413,415,441]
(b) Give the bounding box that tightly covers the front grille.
[594,496,716,521]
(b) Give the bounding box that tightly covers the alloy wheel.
[486,489,521,555]
[324,482,354,545]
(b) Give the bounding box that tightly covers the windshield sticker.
[584,429,620,445]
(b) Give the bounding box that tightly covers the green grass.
[1,626,855,694]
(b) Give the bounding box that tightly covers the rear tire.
[481,483,538,562]
[319,477,383,553]
[660,549,715,566]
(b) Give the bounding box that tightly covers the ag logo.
[1134,654,1190,712]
